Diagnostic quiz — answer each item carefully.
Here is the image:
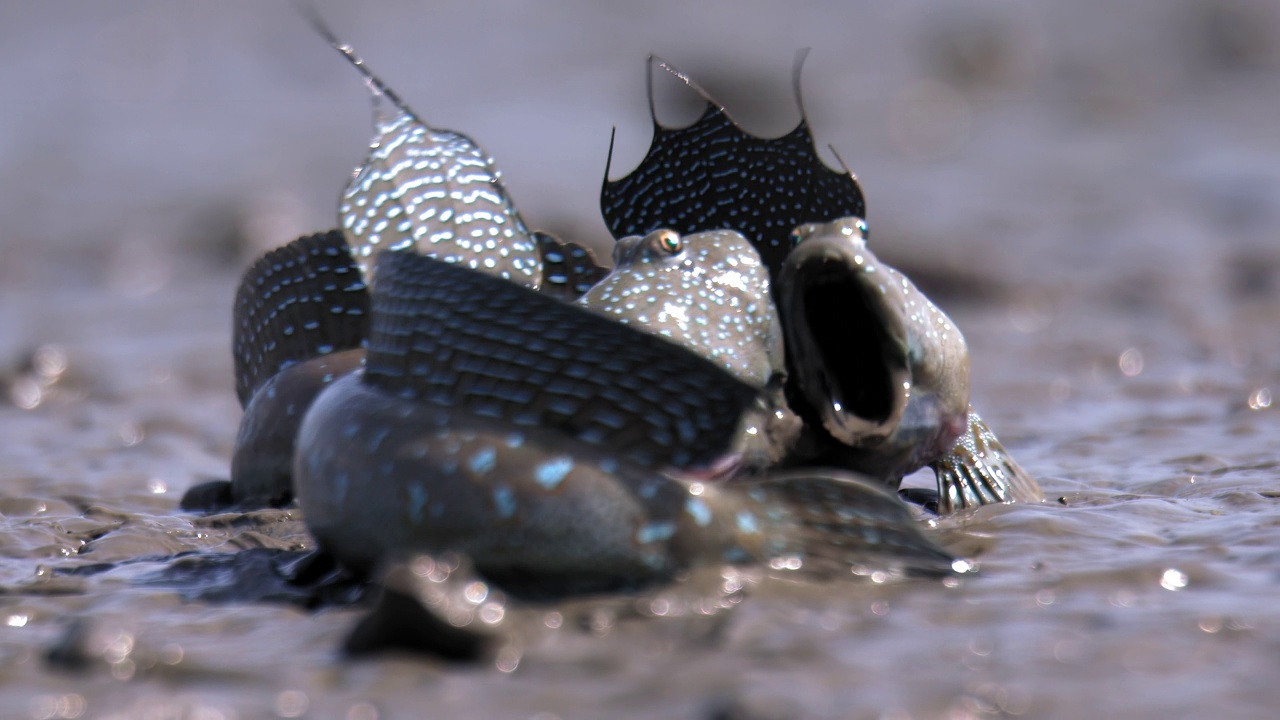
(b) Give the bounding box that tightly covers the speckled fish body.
[577,228,784,389]
[295,251,959,591]
[778,217,1042,510]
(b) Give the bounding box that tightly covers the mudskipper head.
[778,217,971,476]
[577,228,784,389]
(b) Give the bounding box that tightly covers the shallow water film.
[2,1,1279,718]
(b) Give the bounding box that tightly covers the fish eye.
[655,231,682,255]
[855,219,869,238]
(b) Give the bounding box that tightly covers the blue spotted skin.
[778,217,1042,510]
[294,251,959,587]
[577,228,784,389]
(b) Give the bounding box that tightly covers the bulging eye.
[855,219,869,238]
[656,230,682,255]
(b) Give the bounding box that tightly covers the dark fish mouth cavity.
[786,255,908,444]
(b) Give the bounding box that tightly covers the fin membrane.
[313,20,542,287]
[755,469,959,577]
[364,251,760,469]
[232,230,370,407]
[533,231,611,301]
[601,67,864,277]
[931,408,1043,514]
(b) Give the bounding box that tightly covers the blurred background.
[1,0,1276,287]
[0,4,1278,717]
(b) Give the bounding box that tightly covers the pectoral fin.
[744,470,963,579]
[930,408,1043,514]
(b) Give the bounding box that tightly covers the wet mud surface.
[1,1,1279,718]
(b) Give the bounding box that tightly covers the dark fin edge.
[364,251,761,470]
[232,229,369,407]
[931,408,1044,515]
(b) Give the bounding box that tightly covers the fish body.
[294,251,958,592]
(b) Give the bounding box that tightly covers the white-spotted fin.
[600,55,865,278]
[364,251,761,469]
[533,232,611,302]
[932,409,1043,514]
[305,12,542,286]
[232,230,369,407]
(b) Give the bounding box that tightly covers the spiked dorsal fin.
[601,55,865,278]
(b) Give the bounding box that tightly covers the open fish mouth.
[778,236,911,447]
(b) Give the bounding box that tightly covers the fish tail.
[930,408,1043,514]
[232,230,369,406]
[533,232,610,301]
[364,251,759,470]
[741,470,961,578]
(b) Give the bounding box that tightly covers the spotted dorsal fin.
[303,8,542,286]
[600,55,865,278]
[232,230,370,407]
[363,251,760,470]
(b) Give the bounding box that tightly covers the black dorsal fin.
[532,232,611,301]
[601,55,865,278]
[364,251,760,469]
[232,230,370,406]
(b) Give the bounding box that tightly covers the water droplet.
[1159,568,1188,591]
[463,581,488,604]
[1118,348,1144,376]
[1247,387,1271,410]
